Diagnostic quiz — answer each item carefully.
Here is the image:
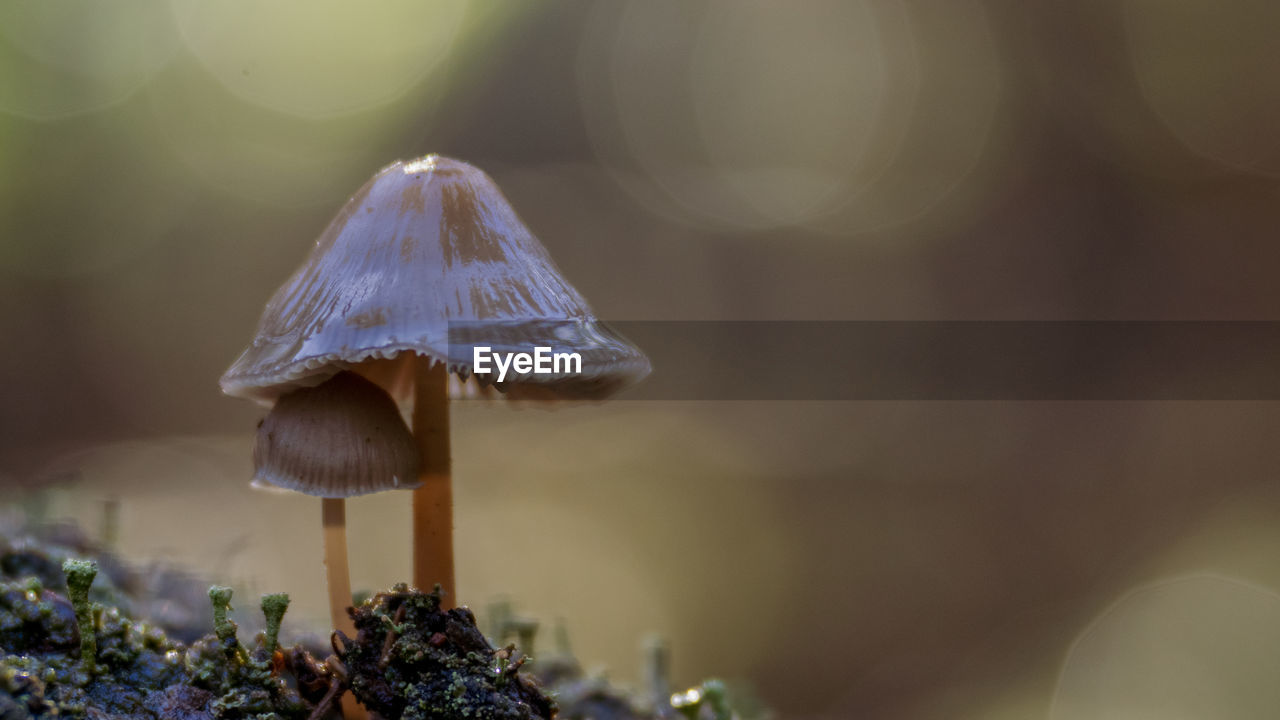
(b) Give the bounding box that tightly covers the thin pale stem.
[412,359,455,607]
[322,497,356,637]
[321,497,366,719]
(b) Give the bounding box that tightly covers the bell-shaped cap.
[220,155,649,404]
[253,372,420,497]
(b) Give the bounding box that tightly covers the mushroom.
[253,370,418,642]
[220,155,649,616]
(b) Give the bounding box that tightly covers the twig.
[378,604,407,669]
[306,678,345,720]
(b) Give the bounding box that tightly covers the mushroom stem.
[322,498,366,720]
[411,359,455,607]
[321,498,357,638]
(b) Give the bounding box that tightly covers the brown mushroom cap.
[253,372,420,497]
[220,155,649,404]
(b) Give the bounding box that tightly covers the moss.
[0,577,191,719]
[339,585,555,720]
[1,552,310,719]
[189,587,309,720]
[2,522,763,720]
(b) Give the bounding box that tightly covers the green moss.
[4,523,764,720]
[0,569,193,718]
[340,586,555,720]
[2,566,308,719]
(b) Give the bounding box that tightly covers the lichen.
[2,520,763,720]
[0,566,189,719]
[259,593,289,656]
[1,553,312,719]
[61,559,98,672]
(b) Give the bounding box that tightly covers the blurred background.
[3,1,1280,717]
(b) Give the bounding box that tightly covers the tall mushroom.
[221,155,649,613]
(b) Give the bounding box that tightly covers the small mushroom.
[253,371,419,498]
[221,155,648,614]
[253,370,418,647]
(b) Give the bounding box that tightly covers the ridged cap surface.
[220,155,649,404]
[253,372,420,497]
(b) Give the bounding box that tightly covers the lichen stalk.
[702,679,732,720]
[260,592,290,654]
[208,585,247,666]
[61,558,98,673]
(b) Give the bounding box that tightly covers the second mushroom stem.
[322,497,357,640]
[412,359,455,608]
[321,497,366,720]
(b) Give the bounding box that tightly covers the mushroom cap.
[253,371,420,497]
[220,155,649,404]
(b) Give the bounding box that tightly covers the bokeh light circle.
[579,0,1004,238]
[579,0,903,231]
[1052,575,1280,719]
[168,0,468,118]
[0,0,180,119]
[1124,0,1280,177]
[806,0,1003,237]
[143,56,407,207]
[686,1,890,226]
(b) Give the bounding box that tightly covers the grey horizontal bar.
[592,321,1280,400]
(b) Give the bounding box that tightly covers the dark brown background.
[3,2,1280,718]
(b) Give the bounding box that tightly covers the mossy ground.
[0,521,757,720]
[0,572,311,719]
[339,585,553,720]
